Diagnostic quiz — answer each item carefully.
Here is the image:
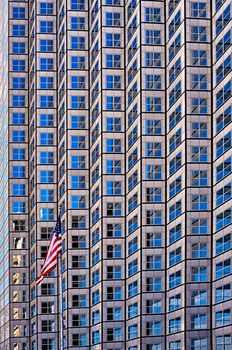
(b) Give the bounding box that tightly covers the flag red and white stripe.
[36,217,62,285]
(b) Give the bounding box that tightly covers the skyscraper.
[0,0,231,349]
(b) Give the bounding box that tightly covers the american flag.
[36,216,62,285]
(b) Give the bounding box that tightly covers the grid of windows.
[0,0,231,349]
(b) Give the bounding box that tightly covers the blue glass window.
[12,184,26,196]
[12,148,25,160]
[12,77,25,89]
[12,60,26,72]
[40,39,54,52]
[12,166,25,178]
[12,42,25,54]
[12,25,25,36]
[13,113,25,125]
[40,21,53,33]
[12,131,25,142]
[40,58,54,70]
[40,2,53,14]
[12,7,25,19]
[13,202,26,214]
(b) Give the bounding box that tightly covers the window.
[169,271,181,289]
[40,58,54,70]
[169,341,181,350]
[191,2,207,17]
[12,7,25,19]
[169,247,181,266]
[192,146,208,162]
[146,277,162,292]
[146,97,162,112]
[146,232,162,248]
[12,77,25,89]
[170,152,182,175]
[191,194,208,210]
[192,50,207,66]
[71,0,85,10]
[192,266,207,282]
[216,81,231,108]
[71,56,85,69]
[106,12,121,26]
[12,184,25,196]
[168,0,181,15]
[146,142,162,157]
[169,224,182,244]
[169,34,181,62]
[40,21,53,33]
[215,258,231,279]
[215,284,231,303]
[169,57,181,84]
[216,208,232,231]
[106,117,121,131]
[146,210,162,225]
[106,33,121,47]
[146,119,161,135]
[169,10,181,39]
[216,5,231,35]
[216,234,231,255]
[145,163,162,179]
[216,55,232,84]
[145,52,161,67]
[12,148,25,160]
[41,339,55,350]
[169,317,181,334]
[191,314,207,329]
[12,60,25,72]
[128,324,138,340]
[13,113,25,125]
[12,24,25,36]
[145,7,161,22]
[146,255,162,270]
[169,201,182,221]
[146,75,161,90]
[169,129,181,152]
[128,259,138,276]
[216,157,231,181]
[169,176,181,198]
[12,166,25,178]
[40,2,53,14]
[191,122,208,138]
[216,30,231,60]
[216,335,231,350]
[71,36,85,50]
[215,309,231,327]
[192,243,207,258]
[13,202,26,214]
[169,294,181,311]
[145,30,161,45]
[192,74,207,90]
[191,218,208,235]
[169,104,182,129]
[146,299,162,314]
[192,98,208,114]
[106,54,121,68]
[217,183,232,206]
[191,291,207,306]
[216,106,231,133]
[191,338,207,350]
[191,26,207,41]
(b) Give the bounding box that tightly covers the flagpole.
[58,212,64,350]
[59,250,64,350]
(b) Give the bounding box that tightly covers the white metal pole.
[59,253,64,350]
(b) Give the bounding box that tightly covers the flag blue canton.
[55,216,61,237]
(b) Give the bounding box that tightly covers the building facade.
[0,0,232,349]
